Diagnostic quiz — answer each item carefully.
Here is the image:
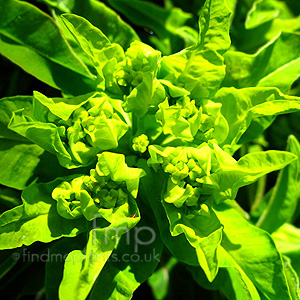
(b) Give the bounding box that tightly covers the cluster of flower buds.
[52,152,145,221]
[58,94,128,165]
[82,169,127,210]
[148,143,221,208]
[132,134,150,153]
[156,93,224,143]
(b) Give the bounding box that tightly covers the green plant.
[0,0,300,299]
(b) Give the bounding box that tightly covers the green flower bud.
[199,203,210,217]
[115,68,132,86]
[185,188,201,206]
[188,165,203,181]
[164,163,176,174]
[52,179,84,220]
[132,134,149,153]
[131,72,143,86]
[99,188,118,209]
[175,161,185,171]
[73,107,88,121]
[188,170,198,181]
[83,175,93,190]
[82,116,96,132]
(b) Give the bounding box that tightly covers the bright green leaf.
[0,0,97,95]
[0,179,87,250]
[257,136,300,233]
[0,139,44,190]
[216,202,292,300]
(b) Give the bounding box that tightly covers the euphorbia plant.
[0,0,300,299]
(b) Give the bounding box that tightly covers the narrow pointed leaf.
[257,136,300,233]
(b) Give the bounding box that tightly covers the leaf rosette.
[148,141,297,208]
[9,92,129,168]
[52,152,145,221]
[110,40,166,117]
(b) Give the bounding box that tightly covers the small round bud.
[132,134,149,153]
